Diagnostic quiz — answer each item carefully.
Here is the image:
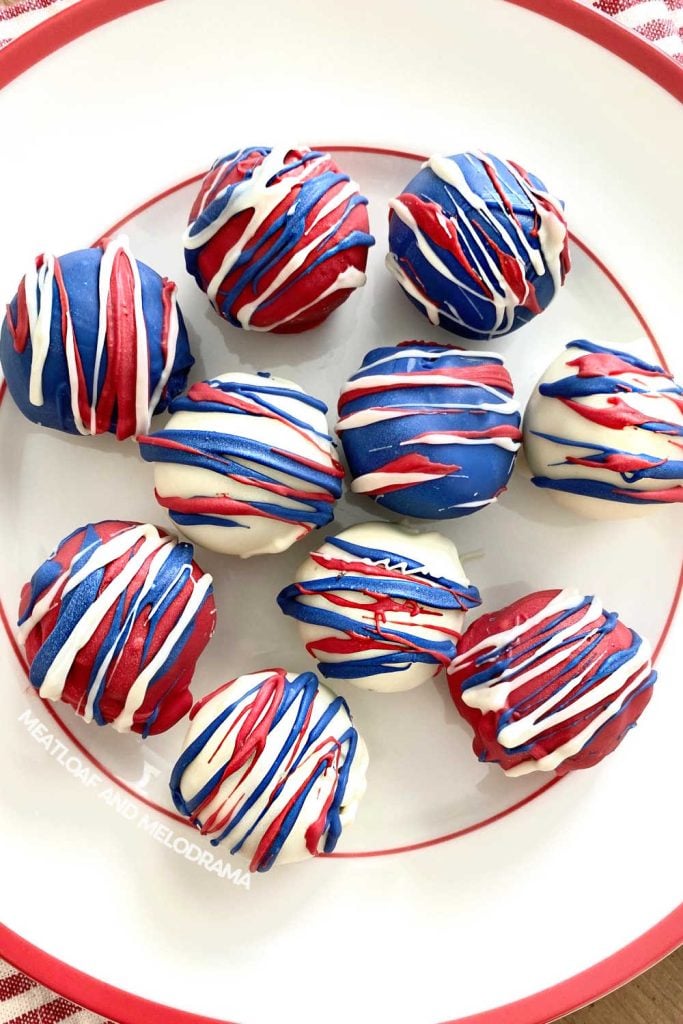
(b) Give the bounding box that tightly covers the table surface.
[563,946,683,1023]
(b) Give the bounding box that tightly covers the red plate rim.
[0,1,681,1022]
[1,0,682,99]
[0,156,675,861]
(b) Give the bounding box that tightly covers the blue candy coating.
[387,152,569,339]
[0,247,193,437]
[337,342,521,520]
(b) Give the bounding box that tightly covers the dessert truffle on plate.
[277,521,481,692]
[138,371,344,557]
[336,341,522,519]
[183,146,375,333]
[524,339,683,516]
[18,521,216,736]
[386,151,570,339]
[170,668,368,871]
[447,589,657,776]
[0,236,193,439]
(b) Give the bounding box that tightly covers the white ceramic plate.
[0,2,681,1023]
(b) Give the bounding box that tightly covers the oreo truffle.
[139,372,344,557]
[18,521,216,736]
[387,151,570,338]
[183,146,374,333]
[336,341,521,519]
[447,589,657,776]
[524,340,683,516]
[278,521,481,692]
[0,236,193,439]
[171,668,368,871]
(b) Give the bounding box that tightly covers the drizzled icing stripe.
[278,534,481,682]
[17,521,215,737]
[386,151,570,338]
[170,669,367,872]
[349,454,464,498]
[138,374,344,537]
[527,340,683,505]
[448,589,656,777]
[183,146,374,332]
[336,341,521,519]
[5,235,180,439]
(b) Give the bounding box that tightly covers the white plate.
[0,2,681,1023]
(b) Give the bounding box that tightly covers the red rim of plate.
[0,1,681,1022]
[4,157,677,860]
[0,155,669,861]
[0,157,679,860]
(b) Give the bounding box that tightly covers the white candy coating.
[281,522,478,693]
[172,669,368,869]
[147,372,342,557]
[524,342,683,519]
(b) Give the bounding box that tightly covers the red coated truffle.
[447,589,656,776]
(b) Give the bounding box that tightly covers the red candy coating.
[447,589,656,776]
[184,147,374,334]
[19,521,216,736]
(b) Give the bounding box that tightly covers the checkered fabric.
[0,961,116,1024]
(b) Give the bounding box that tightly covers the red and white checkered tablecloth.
[0,0,681,1021]
[0,962,116,1024]
[0,0,77,48]
[593,0,683,58]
